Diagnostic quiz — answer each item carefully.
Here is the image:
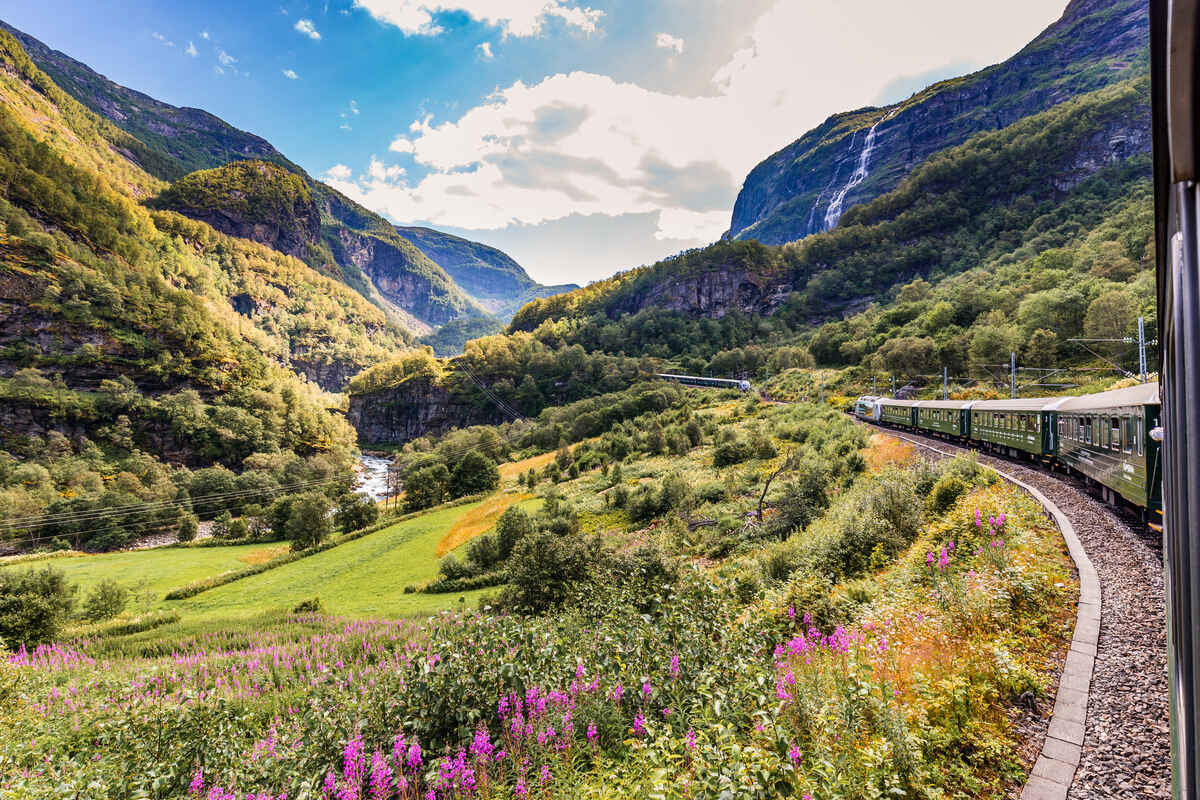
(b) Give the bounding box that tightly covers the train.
[656,373,753,392]
[853,383,1163,518]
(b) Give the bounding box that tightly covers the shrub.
[405,463,450,511]
[449,451,500,498]
[494,506,534,560]
[0,567,76,646]
[292,596,324,614]
[713,438,753,467]
[335,492,380,533]
[928,475,969,515]
[82,578,128,621]
[286,492,334,550]
[176,512,199,543]
[500,532,597,614]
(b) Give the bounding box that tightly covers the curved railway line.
[867,424,1169,798]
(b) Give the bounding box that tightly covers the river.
[356,454,393,503]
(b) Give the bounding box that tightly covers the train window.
[1137,417,1144,456]
[1124,418,1134,454]
[1110,417,1121,451]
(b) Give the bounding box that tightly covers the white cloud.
[217,49,237,66]
[294,18,322,40]
[350,99,360,115]
[367,157,405,181]
[340,122,353,131]
[200,31,210,39]
[352,0,602,38]
[152,32,175,47]
[334,0,1062,244]
[476,41,493,60]
[326,164,353,180]
[655,32,684,55]
[283,68,299,79]
[186,41,198,57]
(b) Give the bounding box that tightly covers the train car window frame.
[1110,417,1121,452]
[1124,417,1135,454]
[1138,417,1144,456]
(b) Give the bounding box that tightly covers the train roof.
[970,396,1068,411]
[914,399,973,409]
[878,398,918,407]
[1055,382,1161,411]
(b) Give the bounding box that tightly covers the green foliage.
[928,475,969,515]
[0,566,75,646]
[334,492,380,533]
[498,531,599,614]
[448,450,499,498]
[82,578,128,622]
[285,492,334,551]
[404,463,450,512]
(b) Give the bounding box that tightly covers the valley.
[0,0,1169,797]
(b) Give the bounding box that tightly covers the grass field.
[1,497,513,623]
[0,542,288,606]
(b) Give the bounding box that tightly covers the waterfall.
[804,131,854,236]
[823,113,891,231]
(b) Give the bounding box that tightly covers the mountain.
[512,73,1151,337]
[394,226,577,318]
[0,20,560,335]
[0,21,297,181]
[727,0,1148,245]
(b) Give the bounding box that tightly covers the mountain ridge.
[727,0,1148,245]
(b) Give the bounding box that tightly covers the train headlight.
[1150,426,1164,442]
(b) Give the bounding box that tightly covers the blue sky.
[3,0,1063,286]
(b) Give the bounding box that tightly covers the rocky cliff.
[728,0,1148,244]
[346,378,505,444]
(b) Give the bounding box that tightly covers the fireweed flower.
[669,653,680,678]
[323,773,337,797]
[975,508,982,526]
[369,752,393,800]
[514,778,527,798]
[406,739,423,771]
[540,764,551,786]
[686,729,697,751]
[788,745,802,766]
[633,712,647,736]
[586,722,598,745]
[612,683,625,703]
[641,680,652,699]
[189,770,204,796]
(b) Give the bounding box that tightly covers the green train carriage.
[1054,383,1162,511]
[877,399,917,427]
[966,397,1061,459]
[914,400,972,437]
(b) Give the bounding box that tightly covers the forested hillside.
[0,20,562,335]
[0,26,395,549]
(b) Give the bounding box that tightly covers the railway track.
[869,424,1169,799]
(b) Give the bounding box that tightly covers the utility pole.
[1138,316,1148,383]
[1010,352,1017,399]
[943,366,948,400]
[872,375,877,395]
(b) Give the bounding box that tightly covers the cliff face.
[728,0,1148,244]
[346,378,505,444]
[607,266,789,320]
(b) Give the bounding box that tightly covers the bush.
[0,567,76,646]
[928,475,969,515]
[82,578,128,621]
[405,463,450,511]
[449,451,500,498]
[285,492,334,550]
[499,532,598,614]
[335,492,380,533]
[494,506,534,560]
[713,438,753,467]
[176,512,199,543]
[292,596,324,614]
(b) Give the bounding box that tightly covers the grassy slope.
[173,502,499,618]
